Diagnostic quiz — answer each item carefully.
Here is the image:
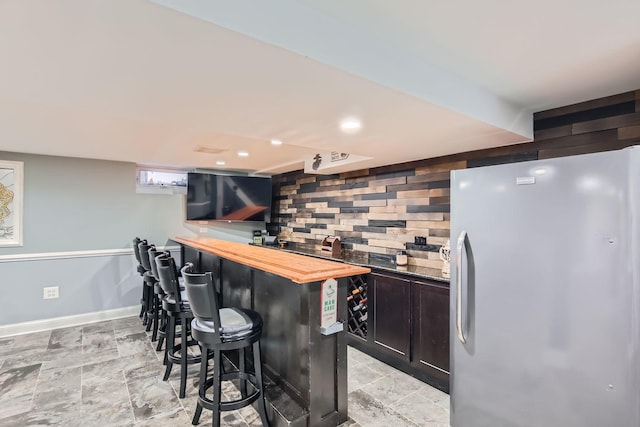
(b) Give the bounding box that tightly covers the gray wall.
[0,152,187,255]
[0,152,255,326]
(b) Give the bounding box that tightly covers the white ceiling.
[1,0,639,175]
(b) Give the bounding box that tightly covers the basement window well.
[136,168,188,194]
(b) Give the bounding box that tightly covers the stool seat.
[192,308,261,341]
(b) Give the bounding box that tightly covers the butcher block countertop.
[174,236,371,284]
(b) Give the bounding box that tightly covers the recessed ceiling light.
[237,151,249,157]
[216,160,226,166]
[340,118,362,133]
[270,139,283,146]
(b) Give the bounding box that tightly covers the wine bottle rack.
[347,274,368,339]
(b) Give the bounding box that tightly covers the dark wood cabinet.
[370,272,411,361]
[348,269,450,392]
[412,279,450,385]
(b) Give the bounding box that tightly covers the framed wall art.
[0,160,23,247]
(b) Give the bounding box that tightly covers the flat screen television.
[186,173,272,222]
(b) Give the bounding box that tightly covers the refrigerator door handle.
[456,230,468,344]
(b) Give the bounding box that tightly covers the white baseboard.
[0,305,140,338]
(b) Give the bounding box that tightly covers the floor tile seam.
[122,367,139,423]
[360,373,417,407]
[172,373,191,418]
[387,386,425,409]
[350,370,393,392]
[114,326,125,358]
[358,357,395,374]
[0,364,40,420]
[433,399,449,411]
[349,388,420,427]
[228,383,254,426]
[17,361,44,417]
[166,369,194,421]
[387,386,450,425]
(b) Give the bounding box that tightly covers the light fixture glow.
[534,168,547,175]
[270,139,283,146]
[216,160,226,166]
[340,118,362,133]
[237,151,249,157]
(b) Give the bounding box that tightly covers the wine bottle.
[351,285,366,295]
[352,298,367,311]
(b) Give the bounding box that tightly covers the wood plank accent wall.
[271,89,640,269]
[272,161,460,268]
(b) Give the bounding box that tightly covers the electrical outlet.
[43,286,59,299]
[199,227,208,233]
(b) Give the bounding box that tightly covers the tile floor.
[0,316,450,426]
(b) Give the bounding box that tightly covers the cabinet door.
[200,252,221,294]
[220,259,253,309]
[412,279,450,382]
[371,272,411,361]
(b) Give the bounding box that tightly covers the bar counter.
[173,236,369,283]
[173,237,370,427]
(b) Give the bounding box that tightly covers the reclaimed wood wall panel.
[531,89,639,159]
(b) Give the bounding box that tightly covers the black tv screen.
[186,173,272,222]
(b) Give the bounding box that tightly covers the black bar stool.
[138,240,157,335]
[156,253,201,398]
[181,262,269,427]
[132,237,149,325]
[148,246,168,354]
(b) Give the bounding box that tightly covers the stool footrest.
[198,372,261,412]
[167,342,201,365]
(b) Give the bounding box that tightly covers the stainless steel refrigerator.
[450,146,640,427]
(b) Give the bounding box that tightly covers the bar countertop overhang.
[173,236,371,283]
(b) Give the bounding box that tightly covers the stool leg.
[239,347,247,398]
[253,341,270,427]
[139,284,145,319]
[163,315,175,381]
[192,347,207,425]
[151,294,160,342]
[145,287,154,332]
[179,316,189,398]
[156,308,166,353]
[141,285,149,325]
[213,349,222,427]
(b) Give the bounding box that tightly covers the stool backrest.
[156,253,185,306]
[181,263,222,340]
[138,240,152,272]
[148,246,162,281]
[133,237,143,264]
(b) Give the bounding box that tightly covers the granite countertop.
[264,242,450,284]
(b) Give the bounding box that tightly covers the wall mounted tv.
[186,173,272,222]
